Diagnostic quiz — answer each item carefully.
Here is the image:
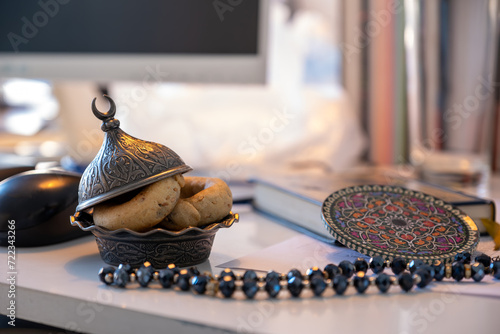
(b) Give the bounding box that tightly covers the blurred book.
[342,0,407,165]
[252,167,496,240]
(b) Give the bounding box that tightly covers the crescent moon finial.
[91,95,120,131]
[92,95,116,120]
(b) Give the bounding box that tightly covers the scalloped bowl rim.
[70,212,238,237]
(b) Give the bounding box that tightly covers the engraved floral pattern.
[95,235,216,268]
[78,128,191,210]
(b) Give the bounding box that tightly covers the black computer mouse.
[0,169,89,247]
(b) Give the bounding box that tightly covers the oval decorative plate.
[321,185,479,264]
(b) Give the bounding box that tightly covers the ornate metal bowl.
[71,211,238,268]
[72,96,237,268]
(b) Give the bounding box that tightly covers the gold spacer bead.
[464,264,472,279]
[129,273,136,283]
[206,280,219,296]
[105,273,114,284]
[445,264,452,279]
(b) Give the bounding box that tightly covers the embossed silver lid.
[76,96,192,212]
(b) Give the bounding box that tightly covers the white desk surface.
[2,199,500,334]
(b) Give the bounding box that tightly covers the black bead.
[189,267,201,276]
[353,272,370,293]
[398,273,414,292]
[324,264,341,279]
[369,256,386,274]
[490,261,500,279]
[177,269,192,291]
[287,276,304,297]
[333,275,348,295]
[354,258,369,273]
[306,266,323,279]
[265,278,281,298]
[415,268,432,288]
[454,252,471,264]
[219,276,236,298]
[191,275,209,294]
[266,270,281,282]
[98,267,115,285]
[136,262,155,287]
[242,279,259,299]
[375,273,391,293]
[391,257,407,275]
[475,253,492,268]
[166,263,180,275]
[158,268,175,288]
[113,267,129,288]
[451,262,465,281]
[310,276,327,296]
[432,260,445,281]
[339,260,355,278]
[471,263,485,282]
[408,259,425,274]
[219,268,236,281]
[117,263,134,274]
[243,270,258,281]
[419,264,435,279]
[287,269,303,280]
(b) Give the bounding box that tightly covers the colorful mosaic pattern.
[322,185,478,263]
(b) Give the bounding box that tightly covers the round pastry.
[93,174,185,232]
[165,176,232,230]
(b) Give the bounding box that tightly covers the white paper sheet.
[217,234,369,273]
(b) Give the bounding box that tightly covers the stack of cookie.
[93,175,233,232]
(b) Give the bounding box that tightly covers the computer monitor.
[0,0,269,84]
[0,0,270,167]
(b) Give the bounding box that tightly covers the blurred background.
[0,0,499,195]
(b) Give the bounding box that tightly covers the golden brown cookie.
[93,174,185,231]
[165,176,232,230]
